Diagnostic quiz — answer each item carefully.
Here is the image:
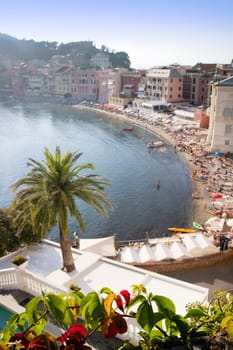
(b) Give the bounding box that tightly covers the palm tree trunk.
[59,224,75,272]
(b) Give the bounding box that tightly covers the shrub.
[0,286,233,349]
[11,255,27,266]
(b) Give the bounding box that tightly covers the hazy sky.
[0,0,232,69]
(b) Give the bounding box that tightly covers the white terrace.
[0,239,208,341]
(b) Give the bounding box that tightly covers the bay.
[0,102,193,243]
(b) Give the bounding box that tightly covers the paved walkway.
[165,254,233,299]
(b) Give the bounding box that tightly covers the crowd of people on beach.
[79,102,233,251]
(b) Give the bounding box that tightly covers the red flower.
[116,290,131,311]
[57,325,87,344]
[10,333,30,348]
[103,320,119,338]
[119,290,130,305]
[102,315,128,338]
[114,315,128,334]
[27,335,56,350]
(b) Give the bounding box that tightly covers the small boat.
[147,141,164,148]
[193,221,204,230]
[168,227,196,233]
[122,127,133,131]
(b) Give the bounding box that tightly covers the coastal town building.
[207,76,233,152]
[90,52,111,69]
[71,68,99,101]
[144,67,184,105]
[120,70,145,97]
[0,51,232,112]
[182,71,211,106]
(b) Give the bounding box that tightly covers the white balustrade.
[0,268,67,296]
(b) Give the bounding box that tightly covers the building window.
[225,139,230,145]
[225,125,233,136]
[170,87,173,91]
[170,94,172,99]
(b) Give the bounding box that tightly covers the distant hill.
[0,33,131,68]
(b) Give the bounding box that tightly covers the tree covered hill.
[0,33,131,68]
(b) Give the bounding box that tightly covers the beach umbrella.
[205,217,225,232]
[194,233,218,254]
[79,236,116,257]
[152,243,172,261]
[215,151,223,157]
[226,218,233,227]
[182,235,200,256]
[211,193,223,199]
[169,241,191,260]
[120,246,140,263]
[137,245,154,263]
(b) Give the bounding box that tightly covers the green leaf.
[152,295,176,319]
[26,296,43,318]
[185,308,207,319]
[100,287,113,295]
[45,294,66,322]
[150,329,166,343]
[80,292,104,327]
[173,314,190,340]
[153,312,165,324]
[136,300,154,333]
[221,316,233,338]
[127,294,145,309]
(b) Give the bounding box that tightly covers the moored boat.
[147,141,164,148]
[168,227,196,233]
[122,127,133,131]
[193,221,204,230]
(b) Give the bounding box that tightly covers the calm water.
[0,102,193,242]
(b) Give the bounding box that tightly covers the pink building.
[145,67,183,104]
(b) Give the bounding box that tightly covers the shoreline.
[74,104,210,228]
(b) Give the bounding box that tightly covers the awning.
[79,236,117,257]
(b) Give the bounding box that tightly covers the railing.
[0,268,67,296]
[0,268,19,290]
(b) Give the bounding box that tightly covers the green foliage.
[0,33,131,68]
[185,290,233,338]
[10,146,112,272]
[109,51,131,68]
[11,255,27,266]
[0,208,40,257]
[1,287,233,349]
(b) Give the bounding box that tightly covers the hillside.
[0,33,131,68]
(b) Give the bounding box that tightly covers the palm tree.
[11,146,112,272]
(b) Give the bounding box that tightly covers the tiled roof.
[215,76,233,86]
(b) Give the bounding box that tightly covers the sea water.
[0,102,193,242]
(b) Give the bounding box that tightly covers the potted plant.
[12,255,28,269]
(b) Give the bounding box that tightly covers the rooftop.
[0,239,208,317]
[215,76,233,86]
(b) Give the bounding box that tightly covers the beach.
[75,104,212,229]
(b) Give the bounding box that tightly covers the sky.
[0,0,232,69]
